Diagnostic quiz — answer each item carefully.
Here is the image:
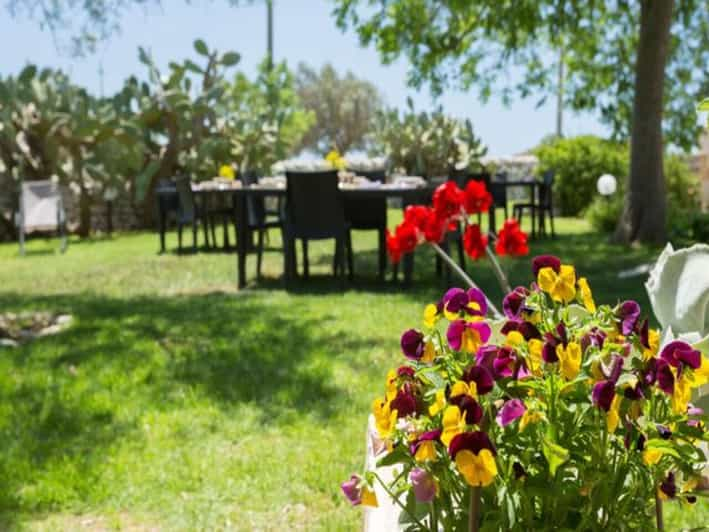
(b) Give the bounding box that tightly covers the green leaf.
[193,39,209,56]
[183,60,203,74]
[19,65,37,83]
[138,47,151,66]
[697,98,709,112]
[542,437,569,477]
[220,52,241,66]
[376,444,409,467]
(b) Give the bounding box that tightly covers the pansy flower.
[400,329,425,360]
[447,319,491,353]
[616,300,640,335]
[577,277,596,312]
[556,341,582,380]
[441,405,468,446]
[496,399,527,427]
[462,364,495,395]
[502,286,530,319]
[449,381,483,424]
[532,254,561,277]
[409,468,437,502]
[372,397,397,438]
[390,386,419,418]
[410,429,441,462]
[640,320,660,360]
[341,474,378,507]
[501,319,541,340]
[448,431,498,487]
[660,340,701,370]
[423,303,439,328]
[538,264,576,303]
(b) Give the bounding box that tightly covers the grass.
[0,212,706,531]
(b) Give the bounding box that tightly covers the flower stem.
[430,242,503,320]
[485,245,512,294]
[655,490,664,531]
[372,472,427,531]
[469,486,481,532]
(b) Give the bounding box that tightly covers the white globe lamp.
[597,174,617,196]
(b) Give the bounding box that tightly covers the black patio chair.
[344,168,387,279]
[490,173,509,221]
[241,170,284,279]
[175,176,211,253]
[513,170,556,238]
[284,170,353,284]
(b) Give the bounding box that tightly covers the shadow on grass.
[0,290,372,518]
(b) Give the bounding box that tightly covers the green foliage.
[534,136,628,217]
[371,98,487,178]
[333,1,709,151]
[295,63,383,154]
[584,152,700,234]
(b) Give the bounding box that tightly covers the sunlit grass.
[0,213,705,530]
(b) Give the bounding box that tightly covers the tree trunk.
[78,185,92,238]
[614,0,674,245]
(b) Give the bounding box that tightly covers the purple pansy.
[502,286,529,319]
[409,468,437,503]
[616,300,641,336]
[660,340,701,370]
[592,380,616,412]
[532,255,561,277]
[450,394,483,424]
[409,429,441,456]
[391,387,419,417]
[501,319,541,340]
[496,399,527,427]
[401,329,425,360]
[462,364,495,395]
[581,327,607,353]
[448,430,496,458]
[655,359,675,394]
[341,475,363,505]
[447,320,491,351]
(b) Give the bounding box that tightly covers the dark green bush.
[535,135,628,216]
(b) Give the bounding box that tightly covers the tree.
[333,1,709,244]
[295,63,383,154]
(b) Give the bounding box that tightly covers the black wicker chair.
[344,168,388,279]
[175,176,211,253]
[513,170,556,238]
[284,170,353,284]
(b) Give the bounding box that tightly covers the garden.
[1,1,709,531]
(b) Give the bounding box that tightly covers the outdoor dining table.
[156,178,539,288]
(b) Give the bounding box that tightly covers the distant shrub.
[583,152,700,234]
[534,135,628,217]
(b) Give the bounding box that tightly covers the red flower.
[463,181,493,215]
[396,221,419,254]
[386,229,402,264]
[403,205,430,230]
[495,219,529,257]
[423,209,448,243]
[432,181,464,220]
[463,224,488,260]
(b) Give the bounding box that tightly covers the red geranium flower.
[386,229,402,264]
[396,221,419,254]
[432,181,464,220]
[463,224,488,260]
[463,180,493,215]
[495,219,529,256]
[422,209,448,243]
[403,205,430,230]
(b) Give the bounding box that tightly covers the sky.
[1,0,609,155]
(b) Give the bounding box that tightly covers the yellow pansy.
[461,327,483,353]
[423,304,439,328]
[218,164,235,179]
[415,440,436,462]
[441,406,467,446]
[421,341,436,363]
[385,370,398,401]
[428,390,446,416]
[556,342,582,380]
[607,395,621,433]
[450,380,477,399]
[643,448,663,466]
[519,409,543,432]
[506,330,525,348]
[643,328,661,360]
[372,398,397,438]
[538,265,577,303]
[527,338,543,375]
[361,487,378,507]
[672,376,692,414]
[687,356,709,388]
[577,277,596,313]
[455,449,498,487]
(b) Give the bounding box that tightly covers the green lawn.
[0,214,706,531]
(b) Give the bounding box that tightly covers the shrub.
[584,152,700,234]
[535,135,628,216]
